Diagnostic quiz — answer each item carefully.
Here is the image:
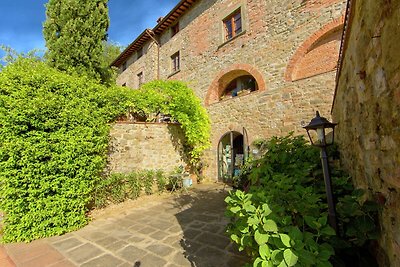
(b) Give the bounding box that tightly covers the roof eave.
[111,0,197,68]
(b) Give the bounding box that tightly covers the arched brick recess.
[285,16,345,82]
[205,63,266,106]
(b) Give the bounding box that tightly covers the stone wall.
[116,0,347,179]
[108,122,186,174]
[332,0,400,265]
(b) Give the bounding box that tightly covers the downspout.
[146,29,160,80]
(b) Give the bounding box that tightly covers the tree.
[98,40,124,84]
[43,0,110,82]
[102,41,124,66]
[0,45,43,68]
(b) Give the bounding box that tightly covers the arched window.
[220,75,258,101]
[205,64,266,106]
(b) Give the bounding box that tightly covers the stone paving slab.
[2,183,249,266]
[0,246,15,267]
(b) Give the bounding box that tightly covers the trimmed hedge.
[0,58,127,242]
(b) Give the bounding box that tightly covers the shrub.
[225,134,379,266]
[93,170,166,208]
[0,58,127,242]
[155,170,167,193]
[142,170,155,195]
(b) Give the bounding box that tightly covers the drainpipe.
[146,29,160,80]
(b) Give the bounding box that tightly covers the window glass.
[225,20,233,40]
[137,47,143,59]
[137,72,143,87]
[171,22,180,37]
[171,52,180,73]
[220,75,257,101]
[234,13,242,34]
[223,9,242,41]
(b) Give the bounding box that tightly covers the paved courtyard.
[1,183,248,266]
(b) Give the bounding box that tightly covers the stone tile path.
[2,183,248,266]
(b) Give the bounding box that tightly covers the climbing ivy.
[128,80,211,163]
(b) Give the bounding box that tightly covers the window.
[220,75,257,101]
[122,61,127,71]
[171,51,180,73]
[223,9,242,40]
[137,72,143,87]
[137,47,143,59]
[171,22,180,37]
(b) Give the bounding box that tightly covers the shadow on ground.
[170,184,248,267]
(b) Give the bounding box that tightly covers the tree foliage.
[43,0,110,82]
[0,58,127,242]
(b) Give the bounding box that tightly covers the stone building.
[112,0,346,180]
[332,0,400,265]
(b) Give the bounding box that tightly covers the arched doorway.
[217,128,249,182]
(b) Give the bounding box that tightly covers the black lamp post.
[303,111,338,233]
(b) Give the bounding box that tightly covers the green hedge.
[0,58,127,242]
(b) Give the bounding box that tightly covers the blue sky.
[0,0,178,60]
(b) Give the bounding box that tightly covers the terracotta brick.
[5,241,54,265]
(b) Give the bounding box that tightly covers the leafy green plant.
[225,134,379,266]
[0,58,128,242]
[93,169,168,208]
[226,191,335,267]
[155,170,167,193]
[126,171,141,199]
[142,170,155,195]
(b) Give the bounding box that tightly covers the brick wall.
[108,123,186,174]
[332,0,400,265]
[116,0,346,179]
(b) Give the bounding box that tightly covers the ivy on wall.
[128,80,211,163]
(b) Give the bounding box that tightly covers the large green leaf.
[283,249,298,266]
[255,229,270,245]
[263,219,278,233]
[262,203,272,216]
[280,234,291,247]
[259,244,271,260]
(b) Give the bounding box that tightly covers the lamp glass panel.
[317,128,325,144]
[324,127,334,145]
[307,129,320,145]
